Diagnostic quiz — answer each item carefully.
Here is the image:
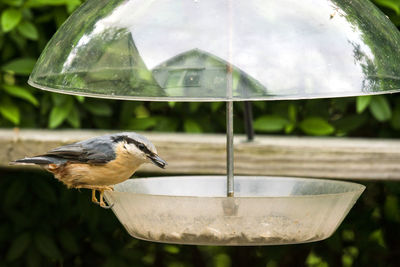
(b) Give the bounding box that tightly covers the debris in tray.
[133,214,323,244]
[144,229,322,244]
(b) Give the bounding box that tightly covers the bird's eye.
[137,143,145,151]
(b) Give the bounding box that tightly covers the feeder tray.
[104,176,365,245]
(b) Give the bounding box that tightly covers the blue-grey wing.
[44,136,117,164]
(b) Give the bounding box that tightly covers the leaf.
[288,104,297,122]
[3,72,16,85]
[374,0,400,14]
[154,117,179,131]
[163,245,180,254]
[48,99,73,128]
[342,254,353,267]
[342,230,355,241]
[356,95,371,114]
[369,229,386,248]
[3,85,38,106]
[214,254,231,267]
[253,115,289,132]
[25,0,75,7]
[211,102,223,112]
[85,101,112,116]
[306,251,328,266]
[74,95,85,103]
[53,7,68,28]
[284,123,295,134]
[34,232,62,260]
[189,102,202,113]
[129,117,158,130]
[333,114,368,134]
[0,97,20,124]
[134,105,149,118]
[2,58,36,75]
[299,117,335,136]
[369,95,392,122]
[40,94,51,115]
[390,104,400,130]
[17,21,39,40]
[384,195,400,222]
[1,8,22,32]
[51,93,69,106]
[184,119,202,133]
[2,0,24,7]
[66,0,82,13]
[7,232,31,262]
[66,107,80,128]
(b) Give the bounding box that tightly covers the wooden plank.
[1,129,400,180]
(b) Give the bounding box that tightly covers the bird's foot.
[91,189,98,203]
[90,188,114,209]
[99,199,114,209]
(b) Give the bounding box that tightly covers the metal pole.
[226,0,234,197]
[226,101,234,197]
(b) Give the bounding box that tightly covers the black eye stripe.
[126,137,151,154]
[113,135,152,154]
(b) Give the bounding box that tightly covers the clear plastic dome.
[29,0,400,101]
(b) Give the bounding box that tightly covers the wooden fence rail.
[1,129,400,181]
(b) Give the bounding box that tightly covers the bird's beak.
[148,154,167,169]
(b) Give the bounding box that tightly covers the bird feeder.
[28,0,400,245]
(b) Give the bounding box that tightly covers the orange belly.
[45,151,144,188]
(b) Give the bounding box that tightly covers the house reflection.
[152,49,268,99]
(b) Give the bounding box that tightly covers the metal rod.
[226,101,234,197]
[243,101,254,142]
[226,0,234,197]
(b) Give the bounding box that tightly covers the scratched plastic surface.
[104,176,365,245]
[29,0,400,101]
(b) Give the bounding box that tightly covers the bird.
[10,132,167,208]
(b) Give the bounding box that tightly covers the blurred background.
[1,0,400,266]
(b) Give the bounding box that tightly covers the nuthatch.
[11,132,167,208]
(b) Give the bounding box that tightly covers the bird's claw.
[97,200,114,209]
[91,188,114,209]
[92,197,114,209]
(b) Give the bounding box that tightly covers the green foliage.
[369,95,392,122]
[373,0,400,26]
[374,0,400,14]
[299,117,335,136]
[17,21,39,40]
[356,95,371,114]
[2,58,36,75]
[3,84,38,106]
[1,8,21,32]
[253,115,289,132]
[48,97,73,128]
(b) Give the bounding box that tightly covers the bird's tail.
[10,156,54,165]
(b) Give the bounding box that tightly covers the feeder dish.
[104,176,365,245]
